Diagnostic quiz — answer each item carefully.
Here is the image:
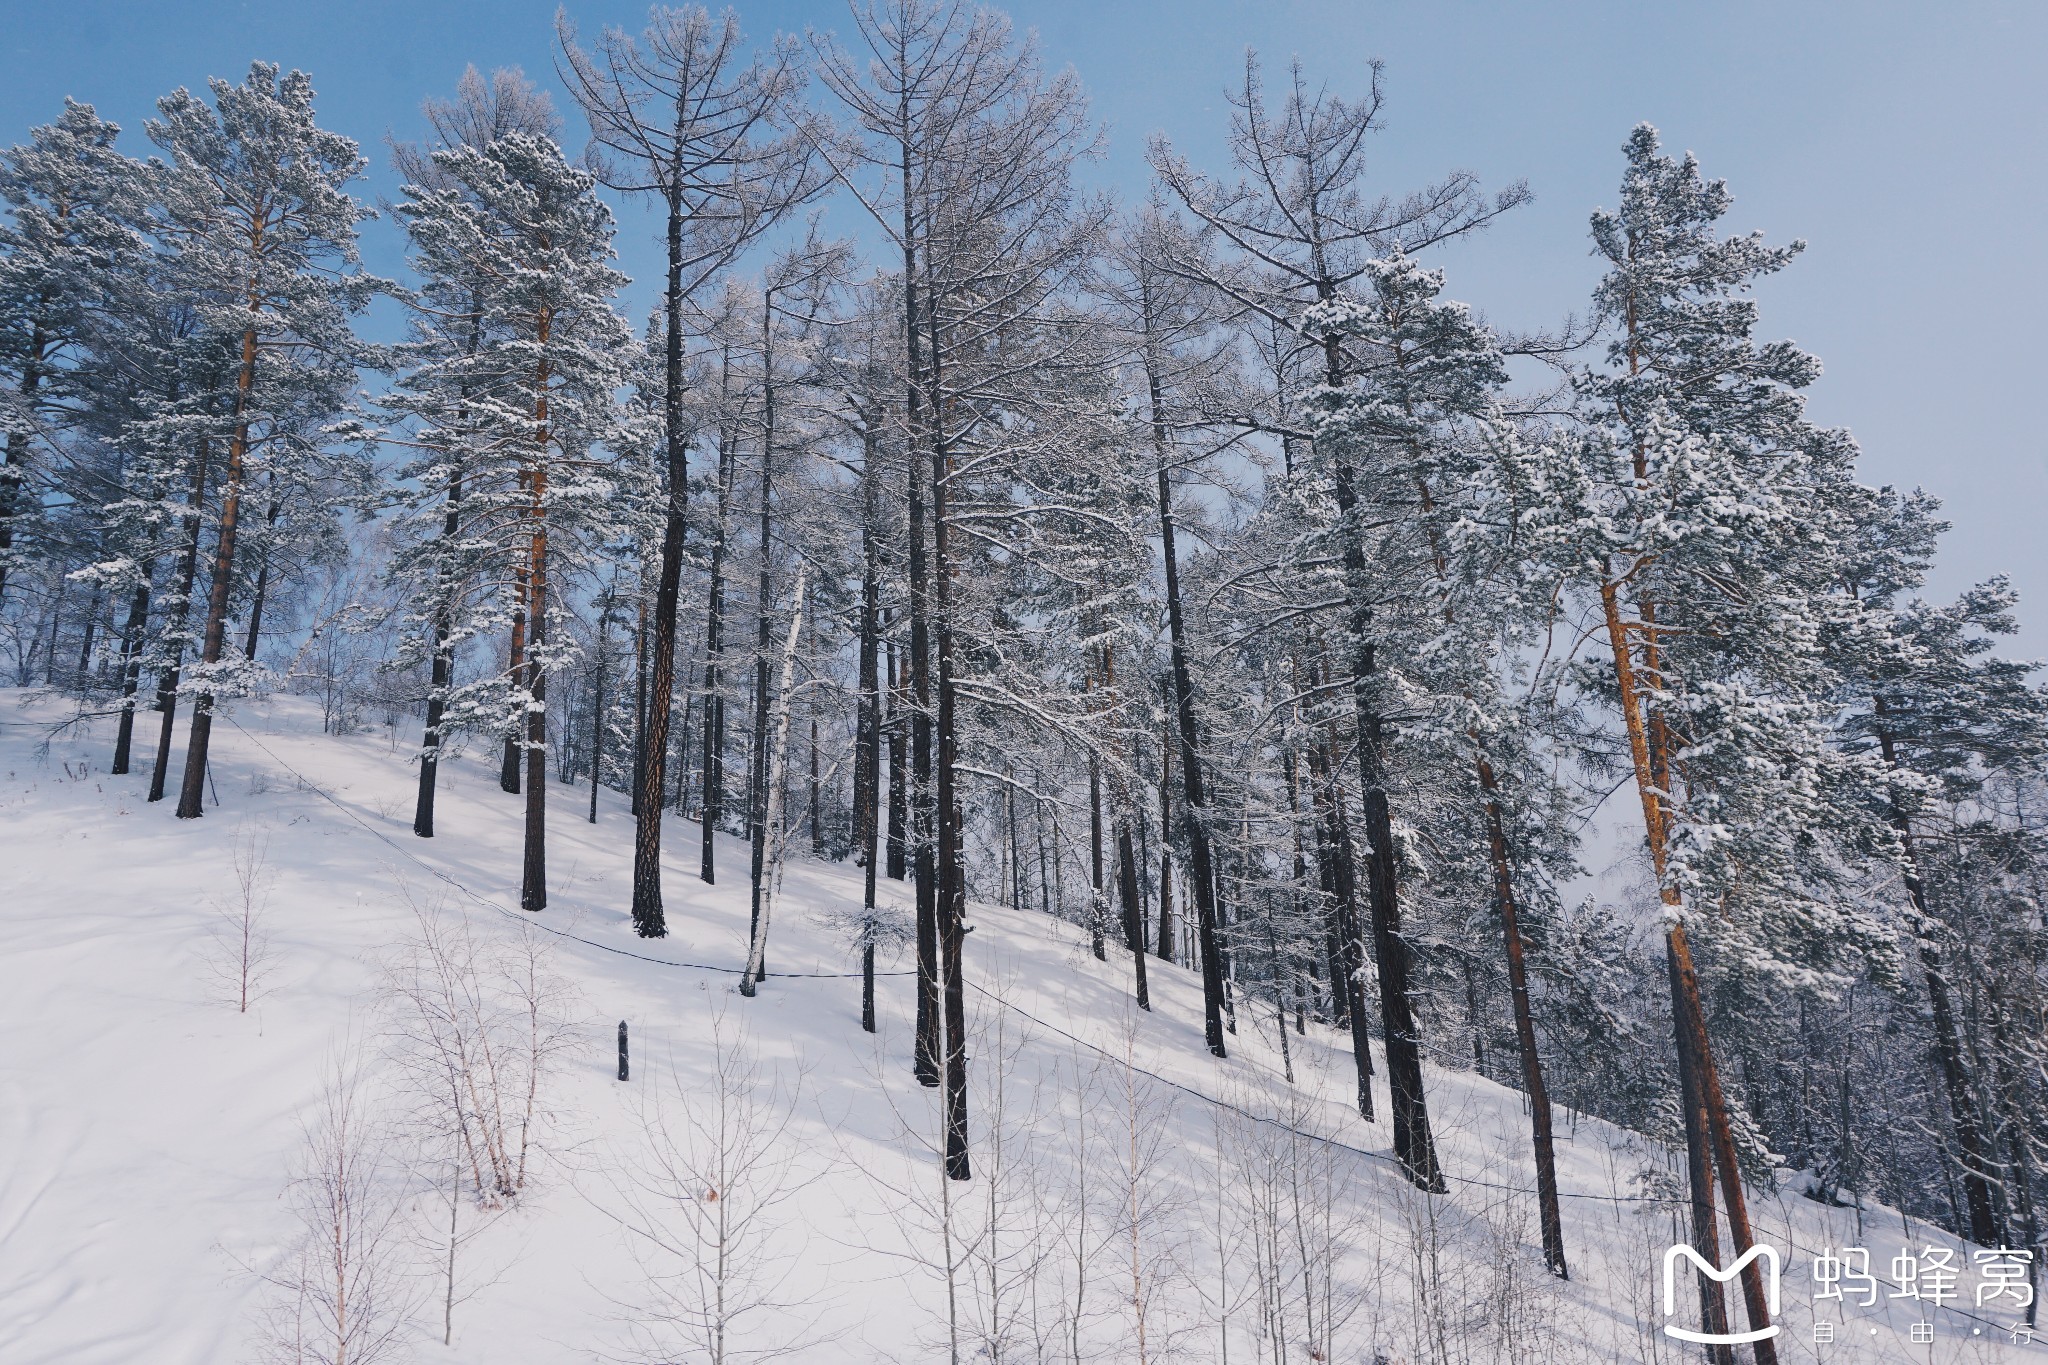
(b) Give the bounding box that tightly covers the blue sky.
[5,0,2044,652]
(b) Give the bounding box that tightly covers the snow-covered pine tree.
[145,63,378,819]
[0,100,147,609]
[125,326,239,802]
[1100,202,1240,1054]
[1301,250,1582,1272]
[382,67,562,840]
[1832,483,2048,1245]
[0,109,183,766]
[1518,123,1903,1353]
[386,130,637,910]
[1151,53,1527,1192]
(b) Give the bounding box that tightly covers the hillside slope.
[0,690,2032,1363]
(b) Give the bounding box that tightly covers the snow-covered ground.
[0,689,2037,1363]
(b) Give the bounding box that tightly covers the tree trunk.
[1308,729,1375,1121]
[519,342,552,914]
[1117,815,1150,1011]
[628,187,693,937]
[699,414,736,885]
[1673,926,1779,1362]
[928,295,970,1180]
[631,590,647,817]
[861,942,877,1034]
[1873,712,2005,1247]
[416,294,487,837]
[747,374,778,978]
[0,315,49,607]
[1360,780,1441,1189]
[886,637,908,881]
[1151,376,1226,1056]
[808,609,823,855]
[1670,942,1736,1364]
[176,317,263,821]
[740,572,806,997]
[673,681,694,813]
[414,469,463,839]
[110,579,152,774]
[76,583,102,686]
[501,567,526,796]
[1321,458,1437,1182]
[1005,766,1022,909]
[856,423,883,922]
[1155,679,1175,962]
[1601,575,1777,1356]
[1088,750,1108,961]
[42,577,67,686]
[149,435,211,803]
[590,589,609,824]
[240,489,279,663]
[1480,757,1567,1277]
[902,179,941,1091]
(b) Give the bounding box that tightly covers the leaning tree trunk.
[1405,409,1567,1262]
[1602,576,1777,1360]
[1603,292,1777,1351]
[1307,724,1374,1121]
[414,465,464,838]
[1480,757,1568,1277]
[110,577,153,775]
[176,316,262,821]
[149,435,211,802]
[0,314,50,607]
[1149,377,1227,1057]
[1873,712,2005,1247]
[1671,941,1736,1364]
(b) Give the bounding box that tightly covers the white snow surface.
[0,690,2036,1363]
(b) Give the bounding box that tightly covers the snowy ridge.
[0,691,2031,1363]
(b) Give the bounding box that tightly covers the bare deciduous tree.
[380,888,577,1207]
[556,2,824,939]
[203,826,277,1013]
[255,1060,416,1365]
[606,1003,821,1365]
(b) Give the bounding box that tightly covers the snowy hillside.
[0,690,2034,1365]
